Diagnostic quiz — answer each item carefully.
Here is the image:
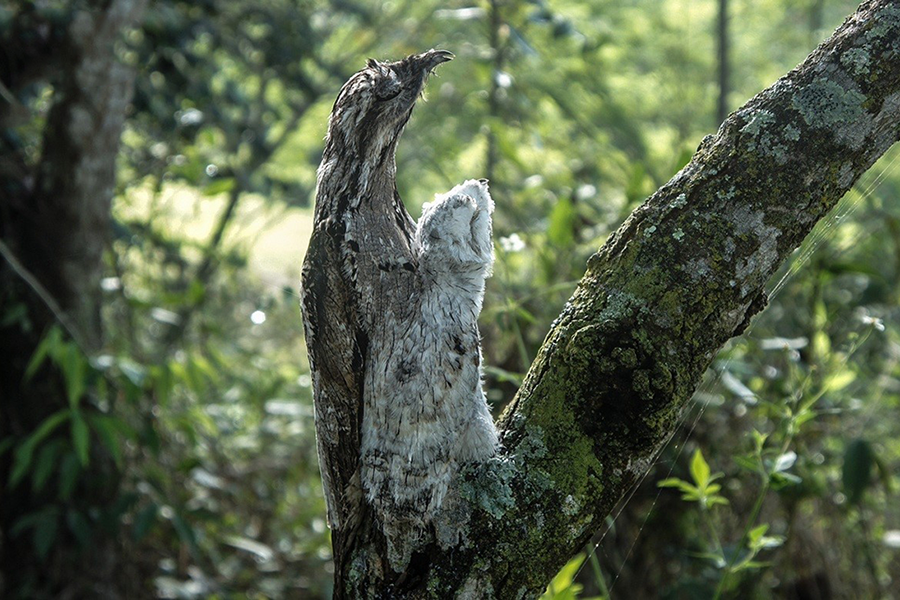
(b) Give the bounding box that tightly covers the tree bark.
[0,1,146,597]
[327,0,900,596]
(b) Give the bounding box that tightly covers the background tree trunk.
[717,0,730,124]
[0,1,146,597]
[331,0,900,595]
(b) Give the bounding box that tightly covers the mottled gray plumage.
[300,50,498,580]
[361,178,498,568]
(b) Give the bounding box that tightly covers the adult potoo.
[300,50,498,582]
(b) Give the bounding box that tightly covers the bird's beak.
[419,49,454,74]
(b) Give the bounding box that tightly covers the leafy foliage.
[2,0,900,597]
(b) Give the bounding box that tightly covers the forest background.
[1,0,898,598]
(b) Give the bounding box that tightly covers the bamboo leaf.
[9,411,70,487]
[70,411,90,467]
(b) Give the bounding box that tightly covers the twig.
[0,238,91,353]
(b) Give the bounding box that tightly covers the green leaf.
[87,414,124,468]
[515,306,538,324]
[691,551,727,568]
[60,344,87,408]
[748,524,769,544]
[202,177,235,196]
[658,477,698,495]
[843,438,874,505]
[31,441,61,493]
[33,510,59,561]
[70,411,90,466]
[9,410,70,487]
[1,301,28,327]
[690,449,711,488]
[23,326,62,381]
[133,504,159,541]
[542,553,586,600]
[483,365,525,385]
[547,198,576,247]
[171,513,199,556]
[873,452,895,493]
[812,330,831,360]
[152,363,173,407]
[66,509,92,548]
[734,454,761,474]
[770,471,802,490]
[625,162,648,204]
[732,560,773,573]
[58,454,81,500]
[823,261,883,278]
[187,279,206,304]
[823,370,855,393]
[793,408,818,428]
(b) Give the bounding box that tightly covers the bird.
[361,178,499,570]
[301,49,499,580]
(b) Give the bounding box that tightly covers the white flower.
[499,233,526,253]
[860,314,885,331]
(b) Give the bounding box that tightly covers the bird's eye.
[375,78,401,102]
[375,87,400,102]
[374,70,402,102]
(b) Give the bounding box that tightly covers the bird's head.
[324,49,453,167]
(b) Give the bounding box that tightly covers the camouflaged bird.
[300,50,498,578]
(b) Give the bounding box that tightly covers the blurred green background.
[3,0,900,597]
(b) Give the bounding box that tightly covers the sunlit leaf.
[541,553,586,600]
[202,177,235,196]
[690,449,711,488]
[823,370,855,393]
[548,198,576,247]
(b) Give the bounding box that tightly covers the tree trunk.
[0,2,146,597]
[310,0,900,596]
